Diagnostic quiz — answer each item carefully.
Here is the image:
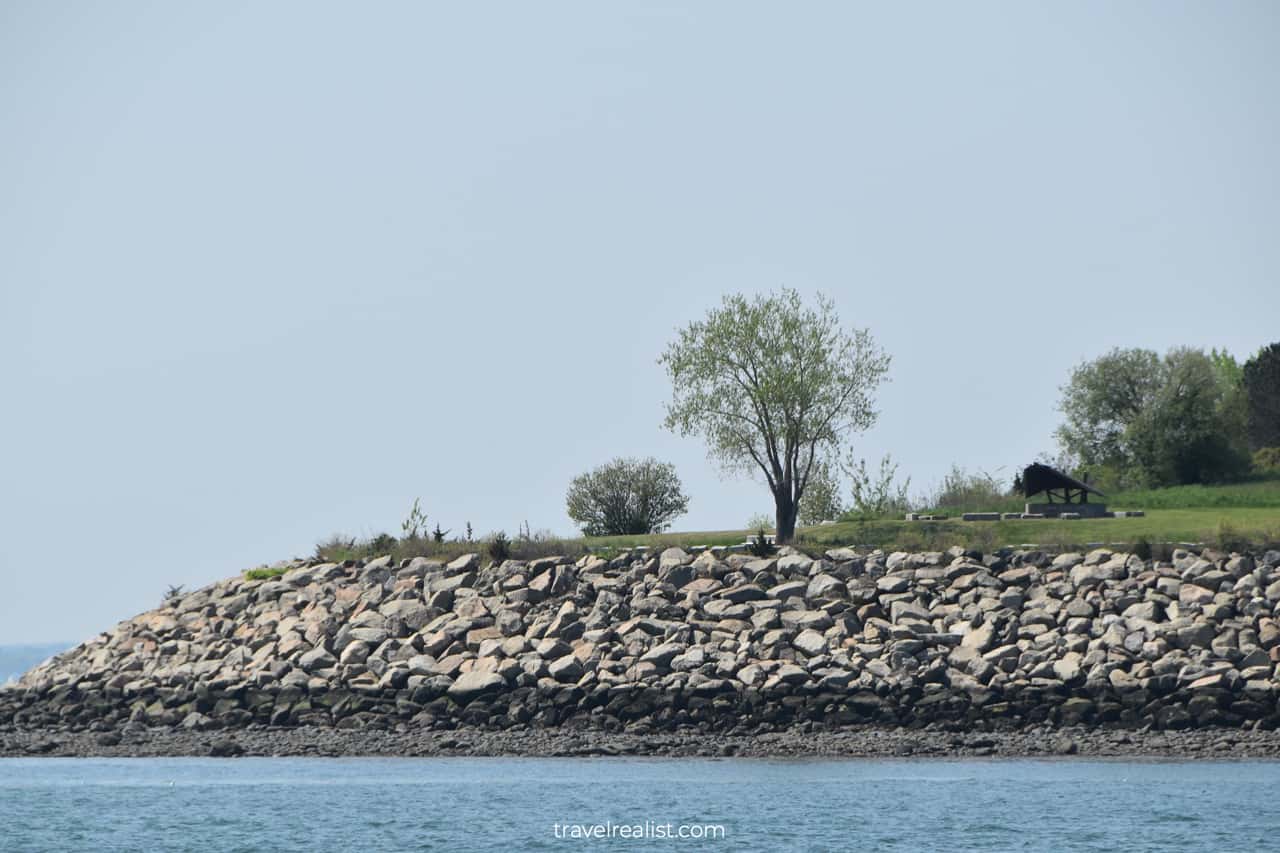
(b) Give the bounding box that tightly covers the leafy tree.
[565,457,690,536]
[797,458,845,526]
[1135,348,1249,485]
[1057,347,1250,487]
[1056,348,1162,475]
[1243,343,1280,451]
[661,289,890,541]
[1209,348,1250,463]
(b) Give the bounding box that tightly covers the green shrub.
[401,498,429,540]
[914,464,1018,515]
[1254,447,1280,475]
[488,531,512,562]
[509,530,582,561]
[314,534,361,562]
[845,453,912,519]
[244,566,287,581]
[748,528,776,557]
[1215,519,1251,553]
[566,457,689,535]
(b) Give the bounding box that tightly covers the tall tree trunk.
[774,489,797,543]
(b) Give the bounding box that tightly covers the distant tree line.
[1056,342,1280,488]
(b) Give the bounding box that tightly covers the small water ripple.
[0,758,1277,852]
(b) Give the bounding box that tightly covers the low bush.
[308,524,588,568]
[244,566,287,581]
[1254,447,1280,475]
[1216,519,1251,553]
[488,531,511,562]
[314,535,361,563]
[566,457,689,535]
[913,464,1020,516]
[844,453,912,520]
[747,528,776,557]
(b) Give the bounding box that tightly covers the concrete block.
[962,512,1001,522]
[1025,502,1109,519]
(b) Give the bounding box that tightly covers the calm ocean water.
[1,757,1276,852]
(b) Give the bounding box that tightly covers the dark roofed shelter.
[1021,463,1105,503]
[1021,463,1108,517]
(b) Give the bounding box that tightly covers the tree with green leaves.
[1243,343,1280,452]
[660,289,890,542]
[1056,348,1163,476]
[1056,346,1250,487]
[565,457,689,536]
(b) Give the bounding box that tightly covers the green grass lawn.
[585,479,1280,553]
[909,476,1280,516]
[298,479,1280,573]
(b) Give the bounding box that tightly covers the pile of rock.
[4,545,1279,735]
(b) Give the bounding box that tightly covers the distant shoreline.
[4,724,1280,760]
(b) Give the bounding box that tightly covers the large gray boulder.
[447,671,506,701]
[793,629,828,656]
[548,655,584,683]
[659,548,691,571]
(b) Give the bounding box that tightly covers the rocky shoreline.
[5,723,1280,760]
[4,544,1279,755]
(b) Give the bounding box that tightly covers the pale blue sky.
[3,1,1277,644]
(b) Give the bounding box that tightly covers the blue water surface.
[0,757,1276,852]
